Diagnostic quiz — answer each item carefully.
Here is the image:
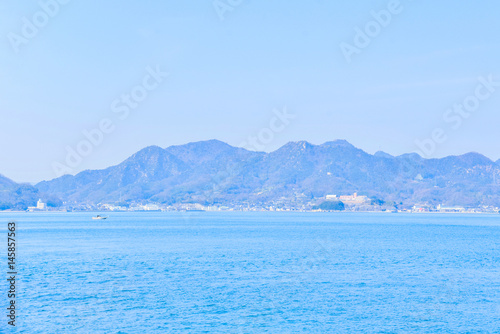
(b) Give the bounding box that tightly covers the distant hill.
[0,174,58,210]
[34,140,500,207]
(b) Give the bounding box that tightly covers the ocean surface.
[0,212,499,333]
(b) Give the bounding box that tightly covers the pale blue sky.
[1,0,499,183]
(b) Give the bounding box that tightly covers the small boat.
[92,215,108,220]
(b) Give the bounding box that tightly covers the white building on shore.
[28,199,48,212]
[325,193,369,204]
[37,199,47,210]
[437,204,465,213]
[339,193,369,204]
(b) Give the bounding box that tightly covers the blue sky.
[1,0,499,183]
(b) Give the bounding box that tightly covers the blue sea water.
[0,212,499,333]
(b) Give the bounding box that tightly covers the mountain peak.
[0,174,17,189]
[167,139,234,152]
[398,152,423,160]
[455,152,493,165]
[129,145,165,158]
[164,139,256,167]
[321,139,356,149]
[277,141,314,151]
[293,140,313,147]
[141,145,164,152]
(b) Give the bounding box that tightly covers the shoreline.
[0,210,498,215]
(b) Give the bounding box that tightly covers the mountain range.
[24,139,500,208]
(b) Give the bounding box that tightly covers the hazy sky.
[1,0,499,183]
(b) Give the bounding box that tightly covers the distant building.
[37,199,47,210]
[28,199,47,212]
[100,203,128,211]
[326,195,337,200]
[412,204,432,213]
[437,204,465,213]
[338,193,369,204]
[143,204,160,211]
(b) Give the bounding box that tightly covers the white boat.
[92,215,108,220]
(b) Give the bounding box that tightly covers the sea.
[0,212,499,333]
